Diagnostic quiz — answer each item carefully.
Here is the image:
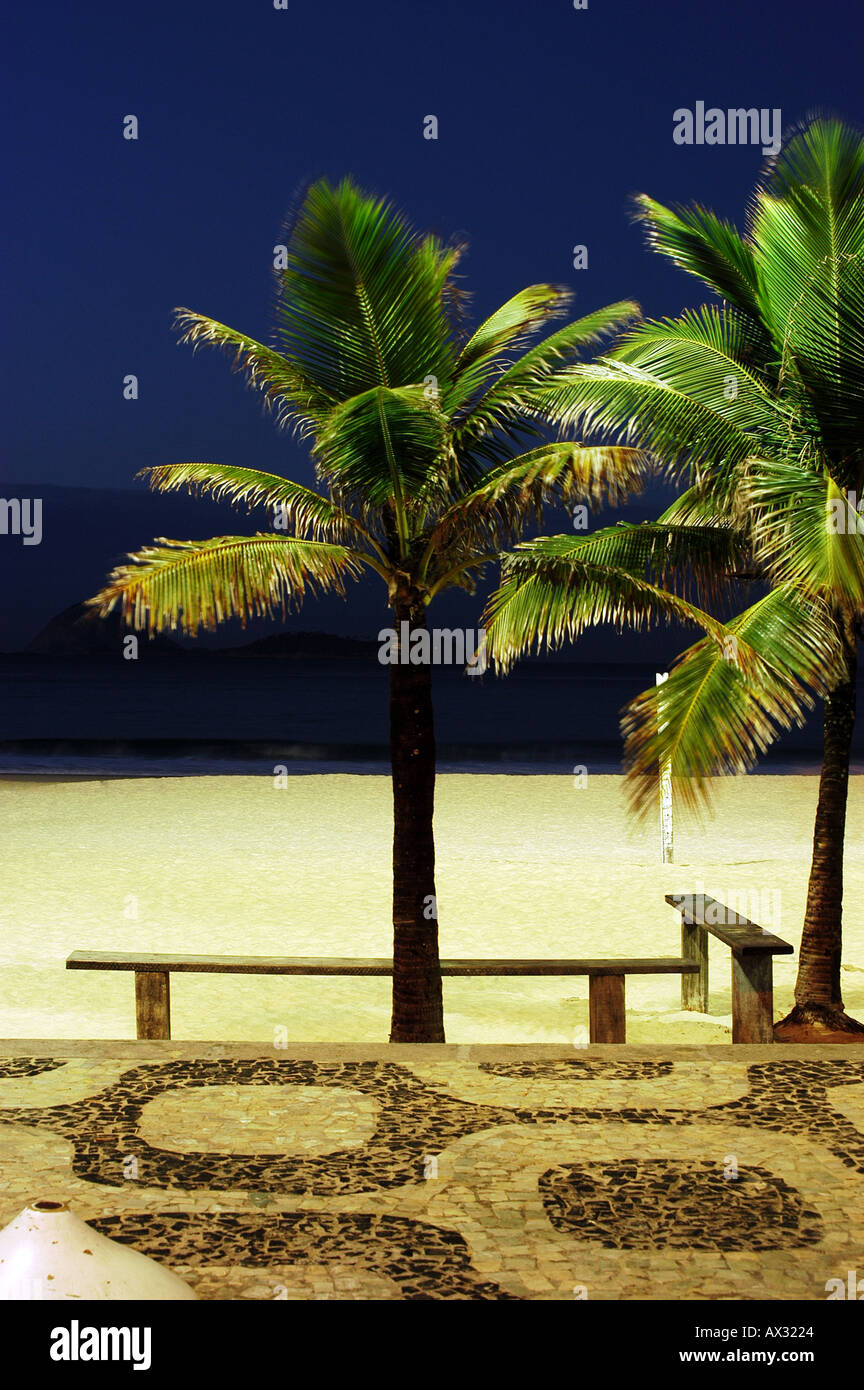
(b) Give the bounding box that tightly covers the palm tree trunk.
[388,586,445,1042]
[776,629,864,1039]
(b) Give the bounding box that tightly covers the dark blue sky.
[4,0,861,491]
[1,0,861,647]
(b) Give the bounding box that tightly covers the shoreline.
[0,759,848,781]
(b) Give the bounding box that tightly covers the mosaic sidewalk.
[1,1043,863,1300]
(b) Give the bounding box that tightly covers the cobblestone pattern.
[1,1048,862,1300]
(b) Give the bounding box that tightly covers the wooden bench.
[666,893,794,1042]
[67,896,794,1044]
[65,951,699,1044]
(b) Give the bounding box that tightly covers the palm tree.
[90,177,646,1042]
[484,118,864,1040]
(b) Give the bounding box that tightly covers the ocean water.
[0,655,849,778]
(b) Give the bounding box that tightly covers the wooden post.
[656,673,673,863]
[681,914,709,1012]
[588,973,626,1043]
[135,970,171,1040]
[731,952,774,1043]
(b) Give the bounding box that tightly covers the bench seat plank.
[67,951,699,977]
[665,893,793,954]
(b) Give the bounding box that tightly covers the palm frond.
[173,309,331,436]
[750,121,864,461]
[611,308,789,434]
[89,535,364,635]
[455,301,640,440]
[142,462,364,543]
[447,283,574,410]
[423,446,654,591]
[622,586,842,815]
[538,359,755,476]
[634,195,763,319]
[657,477,747,530]
[433,442,650,542]
[743,458,864,609]
[313,385,448,533]
[483,529,732,673]
[273,177,458,398]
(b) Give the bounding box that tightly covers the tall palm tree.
[484,118,864,1039]
[90,177,645,1042]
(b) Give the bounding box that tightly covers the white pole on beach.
[656,671,673,864]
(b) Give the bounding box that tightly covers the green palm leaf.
[483,527,733,673]
[541,358,754,477]
[456,301,640,442]
[743,458,864,605]
[657,477,747,530]
[622,586,842,814]
[173,310,332,435]
[751,121,864,460]
[438,442,648,526]
[447,283,574,412]
[89,535,364,635]
[422,444,652,587]
[313,385,449,538]
[143,462,366,544]
[274,178,458,398]
[612,308,788,435]
[633,195,763,318]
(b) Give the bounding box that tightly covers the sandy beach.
[2,773,863,1044]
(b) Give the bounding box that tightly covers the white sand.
[2,774,863,1044]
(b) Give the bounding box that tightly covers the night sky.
[2,0,862,647]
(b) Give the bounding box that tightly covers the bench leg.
[135,971,171,1040]
[731,952,773,1043]
[589,973,626,1043]
[681,919,709,1012]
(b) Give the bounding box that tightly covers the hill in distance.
[24,602,180,656]
[229,631,380,660]
[20,603,380,661]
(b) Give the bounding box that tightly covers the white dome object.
[0,1201,199,1300]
